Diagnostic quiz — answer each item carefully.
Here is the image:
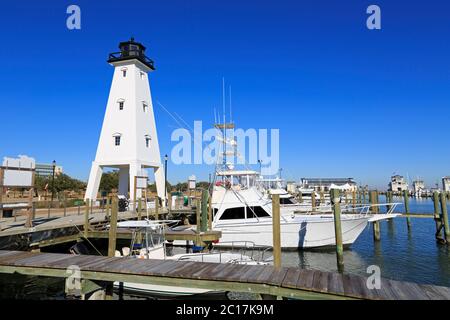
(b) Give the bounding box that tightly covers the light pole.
[50,160,56,205]
[164,154,168,207]
[257,159,262,174]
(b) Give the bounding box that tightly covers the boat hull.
[114,281,219,297]
[214,216,368,249]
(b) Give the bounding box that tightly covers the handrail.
[108,51,155,68]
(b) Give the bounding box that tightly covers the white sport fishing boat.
[208,115,399,249]
[112,220,270,297]
[211,170,401,249]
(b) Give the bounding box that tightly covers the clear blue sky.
[0,0,449,189]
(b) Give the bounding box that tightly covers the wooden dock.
[0,250,449,300]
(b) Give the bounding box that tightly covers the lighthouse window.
[143,103,148,113]
[119,101,124,110]
[121,67,128,77]
[115,136,121,146]
[145,135,151,148]
[140,72,145,79]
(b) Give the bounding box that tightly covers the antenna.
[222,77,226,127]
[222,77,226,167]
[229,85,232,124]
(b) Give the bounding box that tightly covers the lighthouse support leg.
[85,163,103,201]
[154,166,166,207]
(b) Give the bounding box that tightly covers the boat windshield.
[217,173,257,189]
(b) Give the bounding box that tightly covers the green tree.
[99,171,119,193]
[35,174,86,193]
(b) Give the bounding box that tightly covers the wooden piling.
[439,193,450,243]
[311,192,316,211]
[63,195,67,217]
[330,189,344,272]
[433,192,442,239]
[84,199,90,238]
[370,191,381,241]
[298,191,303,203]
[196,198,201,234]
[108,198,118,257]
[137,198,142,221]
[201,190,208,232]
[272,194,281,269]
[208,194,212,230]
[404,190,411,229]
[105,197,110,219]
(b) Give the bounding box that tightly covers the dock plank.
[296,269,315,290]
[124,259,168,274]
[231,264,267,283]
[282,268,301,289]
[265,267,289,287]
[342,273,361,298]
[312,269,329,293]
[213,263,247,281]
[189,263,223,280]
[420,284,450,300]
[326,272,344,296]
[165,261,199,278]
[0,251,38,265]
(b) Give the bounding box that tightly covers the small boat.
[112,220,270,297]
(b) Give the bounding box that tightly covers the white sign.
[2,155,35,187]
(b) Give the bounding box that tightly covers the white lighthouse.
[85,38,165,204]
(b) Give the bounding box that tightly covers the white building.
[412,180,425,197]
[443,177,450,192]
[35,163,63,177]
[389,175,408,192]
[85,38,165,203]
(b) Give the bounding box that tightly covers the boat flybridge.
[257,176,333,212]
[211,168,400,249]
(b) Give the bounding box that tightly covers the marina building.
[443,177,450,192]
[299,178,357,192]
[389,175,408,192]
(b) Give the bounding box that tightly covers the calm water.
[0,196,449,299]
[283,197,450,286]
